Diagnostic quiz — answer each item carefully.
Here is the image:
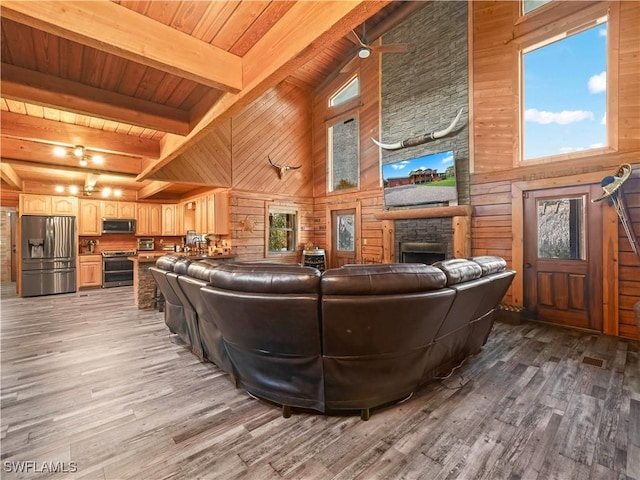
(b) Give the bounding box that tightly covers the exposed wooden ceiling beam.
[1,111,161,159]
[137,0,391,180]
[0,1,243,93]
[1,138,143,175]
[1,158,139,179]
[0,163,23,190]
[1,64,189,136]
[137,181,172,199]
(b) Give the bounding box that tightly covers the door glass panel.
[336,214,355,251]
[537,196,585,259]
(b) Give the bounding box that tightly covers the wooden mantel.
[375,205,472,220]
[378,205,473,263]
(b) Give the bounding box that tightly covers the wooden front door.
[523,185,603,331]
[331,208,357,268]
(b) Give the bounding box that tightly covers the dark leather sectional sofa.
[150,255,515,420]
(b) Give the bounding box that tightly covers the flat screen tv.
[381,150,457,209]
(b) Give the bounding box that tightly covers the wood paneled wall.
[311,39,383,266]
[150,119,232,186]
[470,1,640,339]
[226,81,315,263]
[232,81,313,197]
[228,190,314,263]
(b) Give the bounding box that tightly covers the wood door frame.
[325,200,361,269]
[511,171,619,335]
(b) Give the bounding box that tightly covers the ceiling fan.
[341,24,407,73]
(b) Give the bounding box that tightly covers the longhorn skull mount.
[268,156,301,179]
[372,108,465,151]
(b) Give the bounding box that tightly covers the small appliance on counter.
[137,238,155,251]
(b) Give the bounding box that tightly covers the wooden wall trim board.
[375,205,473,221]
[602,204,620,336]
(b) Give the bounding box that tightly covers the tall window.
[268,208,297,253]
[328,116,359,192]
[521,18,608,161]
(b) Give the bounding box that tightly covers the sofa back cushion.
[432,259,482,286]
[155,254,181,271]
[471,256,507,276]
[321,263,446,295]
[173,257,193,275]
[209,263,320,294]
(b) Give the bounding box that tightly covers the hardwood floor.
[1,284,638,480]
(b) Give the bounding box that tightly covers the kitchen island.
[129,252,236,309]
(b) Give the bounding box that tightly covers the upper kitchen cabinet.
[162,204,183,236]
[19,194,78,216]
[136,203,162,236]
[79,199,102,236]
[193,191,230,235]
[102,201,136,219]
[214,191,229,235]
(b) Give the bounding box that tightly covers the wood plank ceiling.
[0,1,413,201]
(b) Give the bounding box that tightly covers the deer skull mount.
[268,155,301,179]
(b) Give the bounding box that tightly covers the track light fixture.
[54,185,122,197]
[53,145,104,167]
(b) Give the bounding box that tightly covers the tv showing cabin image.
[382,150,457,208]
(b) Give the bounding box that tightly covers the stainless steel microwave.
[102,218,136,234]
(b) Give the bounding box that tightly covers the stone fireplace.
[395,217,453,264]
[400,242,447,264]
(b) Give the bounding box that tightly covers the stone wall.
[381,1,469,205]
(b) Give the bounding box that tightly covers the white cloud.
[590,142,604,149]
[599,28,607,38]
[525,108,594,125]
[391,161,410,170]
[588,71,606,93]
[559,146,585,154]
[441,154,454,164]
[601,113,606,125]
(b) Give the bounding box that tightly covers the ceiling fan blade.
[372,43,408,54]
[350,29,367,48]
[340,54,359,74]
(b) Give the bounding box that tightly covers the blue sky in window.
[523,23,607,160]
[382,150,454,180]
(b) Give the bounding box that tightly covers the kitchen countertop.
[130,252,236,263]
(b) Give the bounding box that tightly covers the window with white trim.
[267,207,297,253]
[329,75,359,107]
[521,15,608,161]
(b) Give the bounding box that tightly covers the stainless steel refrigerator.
[21,215,77,297]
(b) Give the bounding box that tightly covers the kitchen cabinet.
[102,201,136,219]
[213,191,229,235]
[51,197,78,215]
[79,255,102,288]
[20,194,78,216]
[192,191,229,235]
[162,204,179,236]
[79,199,102,235]
[136,203,162,236]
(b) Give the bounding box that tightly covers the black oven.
[102,250,135,287]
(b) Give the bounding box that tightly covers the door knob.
[524,262,532,268]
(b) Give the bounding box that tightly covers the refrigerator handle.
[44,217,55,259]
